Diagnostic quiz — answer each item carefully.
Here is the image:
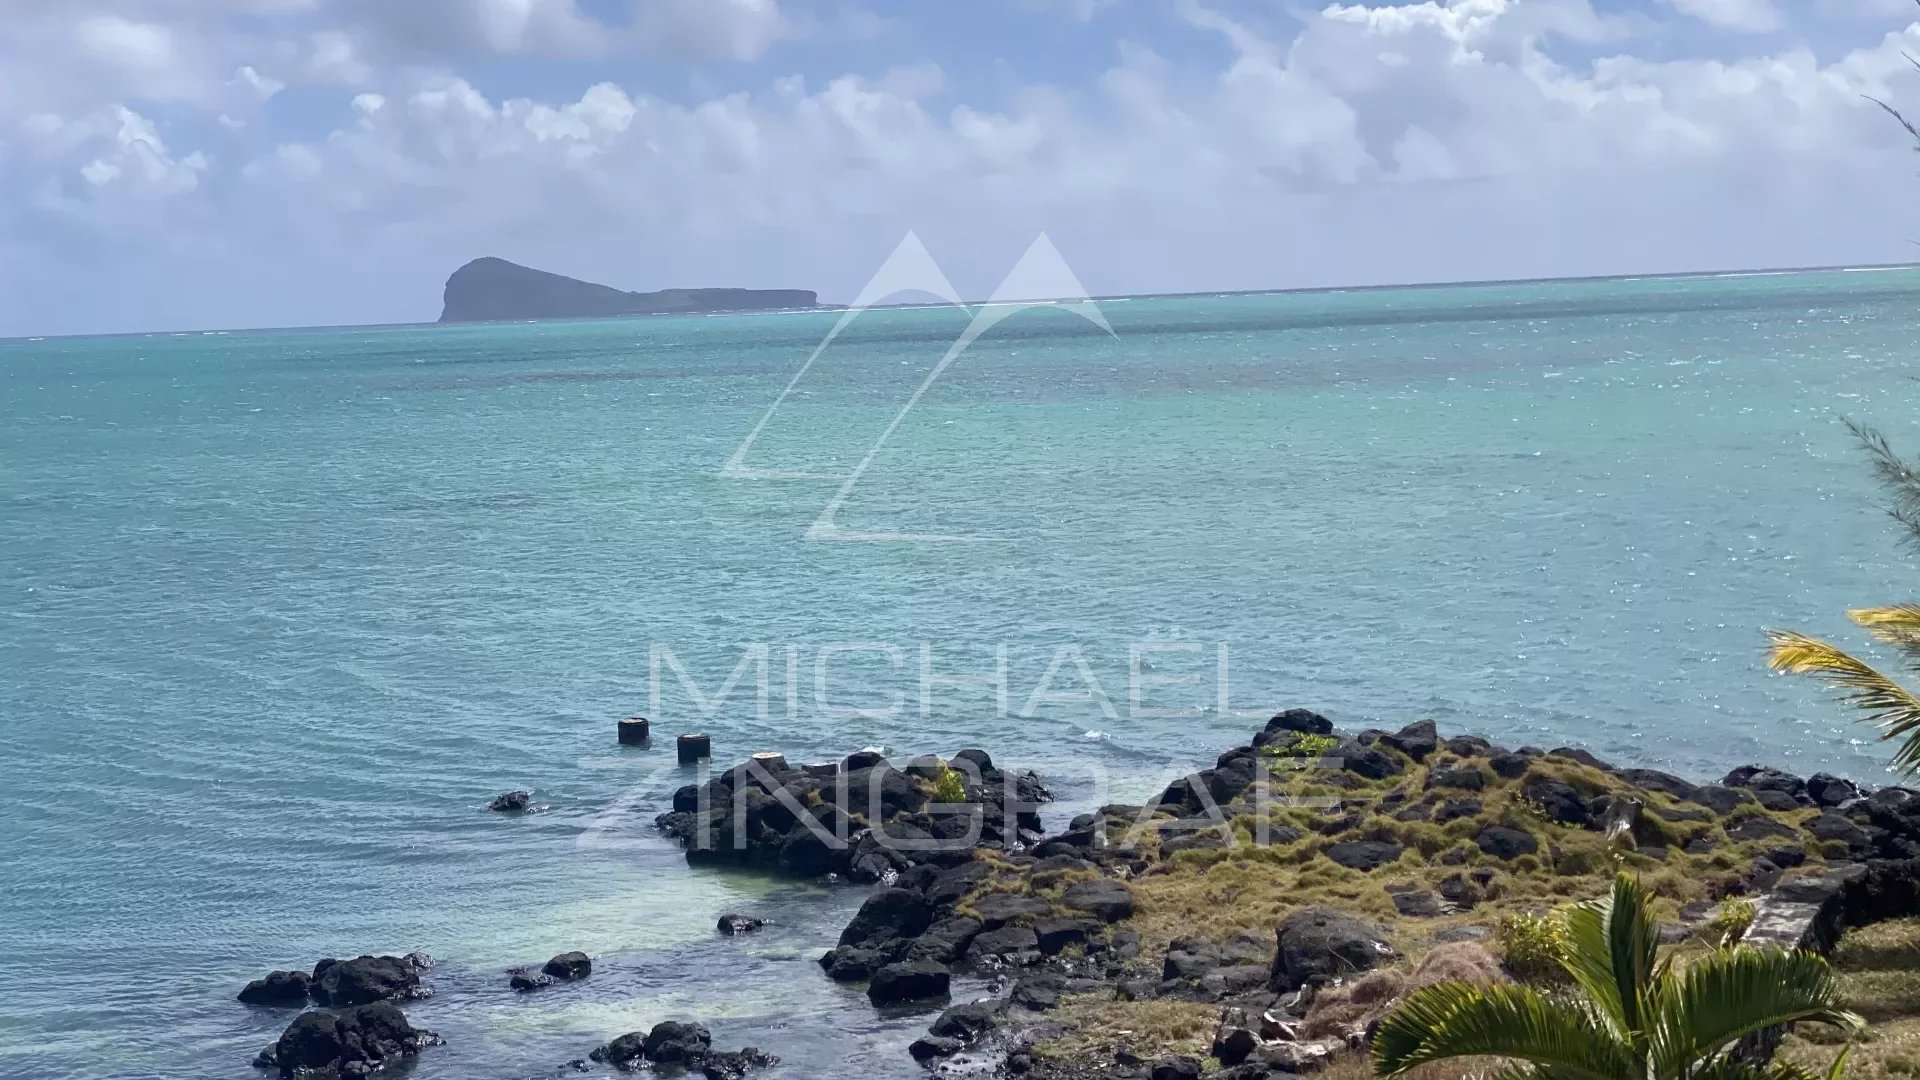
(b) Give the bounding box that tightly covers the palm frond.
[1686,1046,1852,1080]
[1649,945,1863,1077]
[1690,1057,1813,1080]
[1482,1065,1600,1080]
[1823,1044,1854,1080]
[1849,605,1920,663]
[1559,873,1660,1042]
[1868,96,1920,152]
[1767,630,1920,773]
[1846,417,1920,547]
[1372,982,1634,1080]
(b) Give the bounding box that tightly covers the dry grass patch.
[1303,942,1506,1040]
[1319,1052,1506,1080]
[1779,919,1920,1080]
[1029,996,1219,1062]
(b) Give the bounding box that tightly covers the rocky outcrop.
[637,715,1920,1080]
[1269,909,1397,992]
[587,1021,774,1076]
[256,1002,438,1077]
[655,747,1049,880]
[309,955,429,1007]
[439,257,817,323]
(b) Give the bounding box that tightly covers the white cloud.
[75,14,177,71]
[5,0,1920,335]
[329,0,792,61]
[232,64,287,99]
[632,0,790,62]
[1014,0,1119,22]
[15,104,209,201]
[1659,0,1785,33]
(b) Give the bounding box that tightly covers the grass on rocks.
[1009,734,1844,1070]
[1095,750,1830,962]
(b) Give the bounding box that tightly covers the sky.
[4,0,1920,337]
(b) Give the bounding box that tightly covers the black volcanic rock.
[268,1002,437,1077]
[237,970,311,1006]
[439,257,817,323]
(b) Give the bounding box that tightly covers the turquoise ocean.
[3,269,1917,1078]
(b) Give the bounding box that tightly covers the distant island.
[438,257,818,323]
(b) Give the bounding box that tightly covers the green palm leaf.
[1560,874,1662,1041]
[1686,1045,1852,1080]
[1847,416,1920,548]
[1648,945,1863,1077]
[1371,981,1634,1080]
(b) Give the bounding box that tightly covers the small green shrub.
[1497,910,1572,983]
[1261,732,1341,758]
[1705,899,1757,947]
[931,763,967,803]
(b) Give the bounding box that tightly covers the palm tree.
[1766,30,1920,774]
[1372,874,1861,1080]
[1767,420,1920,776]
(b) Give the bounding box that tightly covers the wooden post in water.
[677,733,712,765]
[618,717,651,747]
[750,751,788,774]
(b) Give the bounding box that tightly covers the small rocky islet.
[234,709,1920,1078]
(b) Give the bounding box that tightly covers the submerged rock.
[819,945,887,981]
[489,790,534,813]
[699,1048,777,1079]
[237,970,311,1007]
[716,914,765,936]
[910,1035,964,1061]
[642,1020,713,1064]
[508,969,553,992]
[589,1032,647,1070]
[542,951,591,981]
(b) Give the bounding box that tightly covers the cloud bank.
[3,0,1919,336]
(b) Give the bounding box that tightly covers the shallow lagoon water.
[3,270,1919,1078]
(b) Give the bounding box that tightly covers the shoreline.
[639,711,1920,1079]
[226,710,1920,1078]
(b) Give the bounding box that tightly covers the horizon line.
[6,259,1918,344]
